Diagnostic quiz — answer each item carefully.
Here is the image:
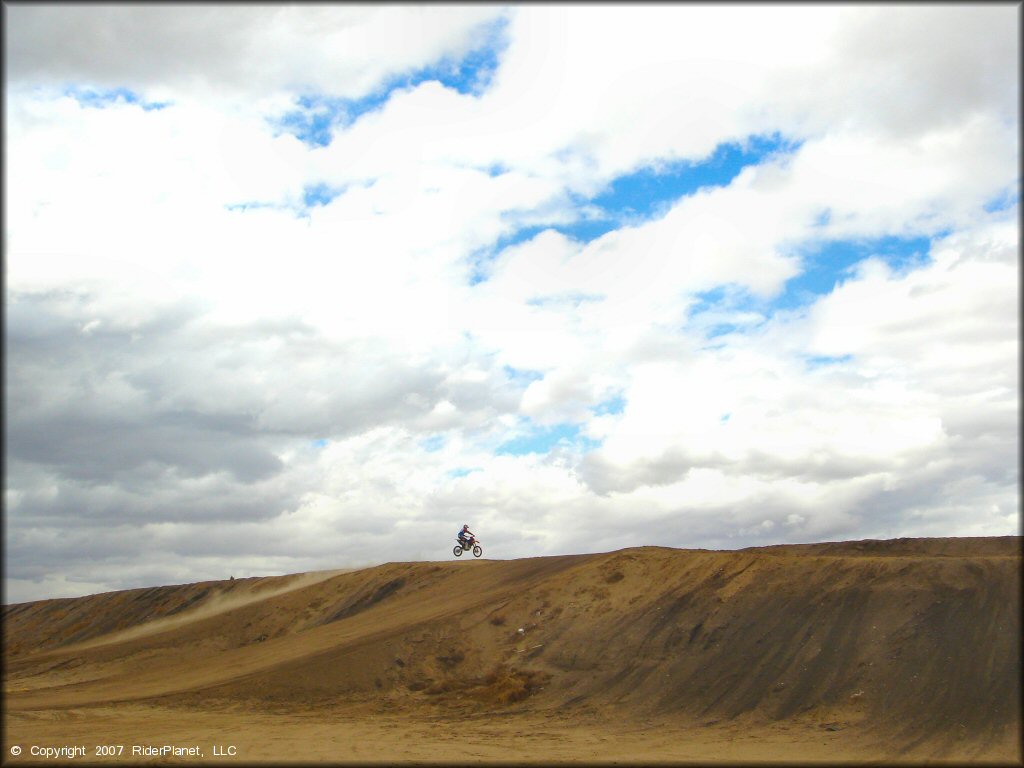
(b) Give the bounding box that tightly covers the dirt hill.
[4,537,1020,763]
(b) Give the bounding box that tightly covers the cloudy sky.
[4,4,1019,603]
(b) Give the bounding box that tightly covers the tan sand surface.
[4,537,1020,764]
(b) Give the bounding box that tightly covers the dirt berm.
[3,536,1020,763]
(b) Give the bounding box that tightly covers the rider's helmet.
[463,524,469,530]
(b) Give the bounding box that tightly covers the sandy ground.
[4,537,1020,765]
[7,703,993,764]
[6,700,1017,765]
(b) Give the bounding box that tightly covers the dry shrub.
[489,614,507,626]
[605,570,625,584]
[405,665,549,706]
[475,665,550,706]
[491,672,528,705]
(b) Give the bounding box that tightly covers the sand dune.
[3,537,1020,764]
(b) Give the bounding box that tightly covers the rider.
[457,524,476,548]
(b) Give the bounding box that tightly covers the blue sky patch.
[526,135,800,247]
[503,366,544,385]
[468,133,802,285]
[64,85,170,111]
[555,216,621,244]
[589,133,800,228]
[526,292,604,309]
[225,201,281,212]
[687,286,731,314]
[303,183,342,208]
[467,224,546,284]
[705,322,743,339]
[685,289,770,340]
[805,354,854,369]
[592,395,625,416]
[776,234,936,310]
[447,467,479,479]
[494,224,546,252]
[685,286,761,327]
[982,187,1019,213]
[684,233,938,341]
[496,422,601,456]
[227,185,343,216]
[275,92,385,148]
[414,15,509,97]
[420,435,446,453]
[274,17,509,148]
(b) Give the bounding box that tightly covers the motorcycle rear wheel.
[453,545,463,557]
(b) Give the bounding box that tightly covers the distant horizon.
[5,532,1020,607]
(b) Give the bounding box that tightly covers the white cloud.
[789,116,1018,238]
[3,5,1018,602]
[805,217,1019,391]
[5,5,506,103]
[771,5,1019,139]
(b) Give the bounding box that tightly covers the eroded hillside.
[4,538,1020,760]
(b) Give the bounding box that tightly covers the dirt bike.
[453,538,483,558]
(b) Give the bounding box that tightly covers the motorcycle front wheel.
[453,545,463,557]
[472,545,482,557]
